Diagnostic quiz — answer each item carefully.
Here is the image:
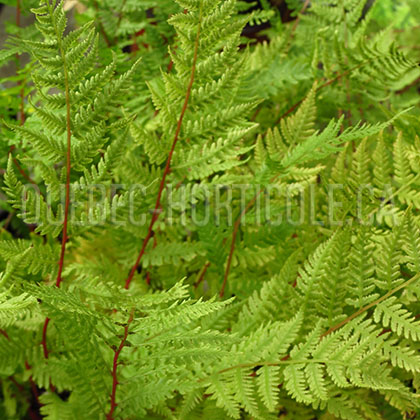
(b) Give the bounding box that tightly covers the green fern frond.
[374,297,420,341]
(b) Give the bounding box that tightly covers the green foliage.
[0,0,420,419]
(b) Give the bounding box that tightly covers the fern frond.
[374,296,420,341]
[0,292,37,328]
[280,83,317,146]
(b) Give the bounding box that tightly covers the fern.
[1,0,420,419]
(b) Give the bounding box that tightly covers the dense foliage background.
[0,0,420,419]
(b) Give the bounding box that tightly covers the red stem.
[25,361,41,406]
[0,329,10,340]
[9,376,41,420]
[124,11,202,290]
[220,193,260,298]
[41,317,50,359]
[106,310,134,420]
[145,271,151,285]
[194,261,211,288]
[9,150,36,185]
[16,0,21,27]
